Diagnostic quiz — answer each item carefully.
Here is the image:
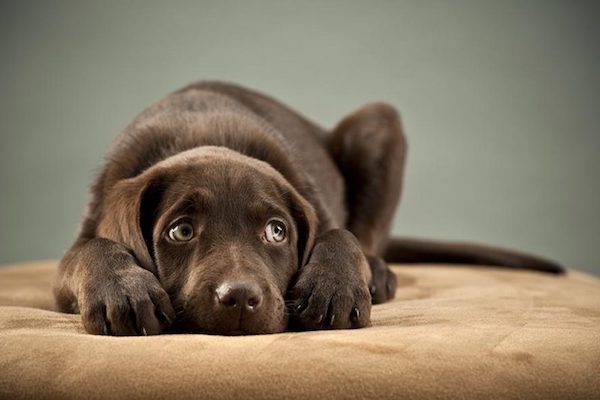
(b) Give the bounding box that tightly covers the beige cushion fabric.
[0,261,599,399]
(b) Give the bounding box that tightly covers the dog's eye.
[168,222,194,242]
[264,220,287,243]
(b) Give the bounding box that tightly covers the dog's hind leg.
[328,102,564,280]
[328,103,406,303]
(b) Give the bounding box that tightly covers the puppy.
[54,81,563,336]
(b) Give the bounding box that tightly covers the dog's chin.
[173,313,288,336]
[218,325,286,336]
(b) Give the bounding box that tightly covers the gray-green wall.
[1,1,599,275]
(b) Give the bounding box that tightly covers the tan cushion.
[1,261,599,399]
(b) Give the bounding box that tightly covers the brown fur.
[54,81,563,336]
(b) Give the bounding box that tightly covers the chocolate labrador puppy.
[54,81,563,336]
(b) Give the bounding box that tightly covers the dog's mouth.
[210,317,258,336]
[171,321,278,336]
[170,303,288,336]
[222,329,248,336]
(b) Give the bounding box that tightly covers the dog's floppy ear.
[97,172,164,275]
[288,189,317,268]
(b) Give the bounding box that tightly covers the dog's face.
[99,147,316,335]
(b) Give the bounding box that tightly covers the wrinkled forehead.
[154,146,290,214]
[156,146,284,178]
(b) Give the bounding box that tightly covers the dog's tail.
[383,237,564,274]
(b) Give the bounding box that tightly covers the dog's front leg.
[54,237,175,336]
[287,229,372,330]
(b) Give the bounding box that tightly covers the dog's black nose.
[215,281,263,311]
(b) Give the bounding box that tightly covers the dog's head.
[97,146,316,335]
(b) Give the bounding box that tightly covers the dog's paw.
[79,266,176,336]
[367,256,397,304]
[288,261,372,331]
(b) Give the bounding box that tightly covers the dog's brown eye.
[265,220,287,243]
[168,222,194,242]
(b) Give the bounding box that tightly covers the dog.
[54,81,563,336]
